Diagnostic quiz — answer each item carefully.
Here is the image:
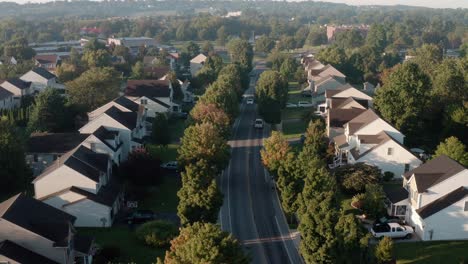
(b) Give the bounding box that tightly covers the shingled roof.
[0,240,59,264]
[125,79,171,98]
[27,133,90,154]
[404,155,466,193]
[105,106,138,130]
[31,67,56,80]
[0,194,75,246]
[328,108,366,128]
[113,96,139,112]
[6,78,31,90]
[416,187,468,219]
[345,109,380,135]
[384,186,409,204]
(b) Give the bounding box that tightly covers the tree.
[335,213,367,263]
[433,136,468,166]
[166,71,183,101]
[196,55,224,86]
[374,63,432,144]
[261,131,291,174]
[306,26,327,46]
[362,184,386,218]
[201,41,214,55]
[28,88,68,133]
[135,220,178,247]
[366,24,388,52]
[164,222,249,264]
[279,57,298,80]
[316,46,347,69]
[66,67,120,111]
[276,152,303,216]
[334,29,364,49]
[190,102,230,138]
[277,35,297,51]
[255,70,288,123]
[375,237,394,264]
[151,113,171,146]
[82,49,111,68]
[411,44,443,75]
[216,26,227,46]
[112,45,130,62]
[178,123,230,172]
[200,81,239,121]
[177,160,223,225]
[0,118,31,193]
[298,119,328,164]
[84,38,106,52]
[432,59,467,104]
[130,61,145,79]
[227,39,253,72]
[3,37,35,60]
[119,147,162,186]
[334,163,381,194]
[218,64,245,97]
[255,35,275,53]
[299,191,337,264]
[183,41,200,60]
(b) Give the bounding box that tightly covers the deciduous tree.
[433,136,468,166]
[151,113,171,146]
[334,163,381,194]
[255,35,275,53]
[227,39,253,72]
[261,131,291,174]
[190,102,230,137]
[27,88,68,132]
[255,70,288,123]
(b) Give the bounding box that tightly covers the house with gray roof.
[0,194,94,263]
[20,67,65,92]
[385,155,468,241]
[32,145,123,227]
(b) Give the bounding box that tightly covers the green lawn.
[395,241,468,264]
[282,120,307,139]
[282,108,311,120]
[78,227,166,263]
[139,176,181,213]
[168,118,186,142]
[147,143,179,162]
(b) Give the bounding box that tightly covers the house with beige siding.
[0,194,94,264]
[20,68,64,92]
[385,155,468,241]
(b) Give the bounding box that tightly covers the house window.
[464,201,468,212]
[395,205,407,216]
[387,148,394,155]
[141,99,147,105]
[404,164,410,172]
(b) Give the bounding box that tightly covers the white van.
[254,119,264,129]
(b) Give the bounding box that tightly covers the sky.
[0,0,466,9]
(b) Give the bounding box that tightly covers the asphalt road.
[219,61,303,264]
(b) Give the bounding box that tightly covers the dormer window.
[387,147,393,155]
[141,99,148,105]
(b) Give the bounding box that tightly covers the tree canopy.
[433,136,468,166]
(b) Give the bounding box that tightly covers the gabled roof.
[405,155,466,192]
[334,97,368,110]
[6,78,31,90]
[345,109,380,134]
[0,86,13,100]
[384,186,409,204]
[34,55,58,64]
[33,145,109,183]
[318,64,346,79]
[144,66,170,79]
[190,53,207,64]
[328,108,366,128]
[315,75,341,86]
[331,87,373,100]
[68,180,121,207]
[416,187,468,219]
[113,96,139,112]
[105,106,137,130]
[31,67,56,80]
[152,97,170,108]
[325,84,355,98]
[27,133,90,154]
[92,126,121,152]
[0,240,59,264]
[0,194,75,246]
[125,79,171,98]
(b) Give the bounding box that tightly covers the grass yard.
[395,241,468,264]
[78,227,166,263]
[168,118,186,142]
[147,143,179,162]
[139,176,181,213]
[282,119,307,139]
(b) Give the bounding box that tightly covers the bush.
[94,246,121,264]
[375,237,393,264]
[383,171,394,182]
[334,163,381,194]
[362,184,386,218]
[135,220,178,247]
[351,193,366,209]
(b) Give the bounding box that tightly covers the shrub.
[334,163,381,194]
[351,193,366,209]
[94,246,121,264]
[136,220,178,247]
[383,171,394,182]
[375,237,393,263]
[362,184,386,218]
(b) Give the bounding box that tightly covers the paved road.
[219,61,303,264]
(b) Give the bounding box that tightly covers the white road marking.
[275,215,294,264]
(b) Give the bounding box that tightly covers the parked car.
[371,222,414,239]
[286,103,298,108]
[298,101,314,107]
[254,119,264,129]
[126,210,156,224]
[246,98,254,104]
[161,161,179,171]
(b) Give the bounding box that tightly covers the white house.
[308,64,346,84]
[304,75,345,98]
[125,79,179,117]
[322,85,373,112]
[0,194,94,264]
[87,96,141,122]
[0,78,33,97]
[190,53,207,77]
[331,109,421,176]
[33,145,123,227]
[0,86,16,110]
[20,67,65,92]
[79,106,145,158]
[385,155,468,241]
[80,126,125,165]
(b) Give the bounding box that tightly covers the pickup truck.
[371,222,414,239]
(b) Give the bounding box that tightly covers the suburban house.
[330,109,421,176]
[190,53,207,76]
[305,75,345,98]
[318,85,373,113]
[308,64,346,84]
[144,65,170,80]
[0,193,94,263]
[0,86,16,110]
[80,126,125,165]
[327,108,366,138]
[301,56,325,72]
[20,67,64,92]
[125,79,178,117]
[26,133,91,176]
[0,78,33,97]
[33,145,123,227]
[34,55,60,72]
[79,106,145,156]
[87,96,141,122]
[385,155,468,241]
